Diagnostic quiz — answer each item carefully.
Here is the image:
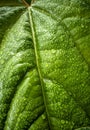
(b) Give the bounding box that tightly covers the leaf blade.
[0,0,90,130]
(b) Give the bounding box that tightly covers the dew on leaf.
[42,114,46,120]
[1,60,4,64]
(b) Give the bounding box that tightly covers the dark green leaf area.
[75,127,90,130]
[0,6,24,45]
[18,0,32,4]
[0,0,23,6]
[0,11,35,129]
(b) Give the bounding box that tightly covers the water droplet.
[42,114,46,120]
[10,52,14,56]
[81,24,84,28]
[1,60,4,64]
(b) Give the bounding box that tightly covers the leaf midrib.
[28,5,90,127]
[28,7,51,129]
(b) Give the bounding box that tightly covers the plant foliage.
[0,0,90,130]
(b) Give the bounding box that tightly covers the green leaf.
[75,127,90,130]
[18,0,32,4]
[0,0,90,130]
[0,6,25,45]
[0,0,23,6]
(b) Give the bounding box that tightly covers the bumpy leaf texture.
[0,0,90,130]
[75,127,90,130]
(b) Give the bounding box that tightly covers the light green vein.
[28,7,51,129]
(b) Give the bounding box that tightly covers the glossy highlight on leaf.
[0,0,90,130]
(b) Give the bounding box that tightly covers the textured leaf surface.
[0,6,24,45]
[0,0,23,6]
[75,127,90,130]
[0,0,90,130]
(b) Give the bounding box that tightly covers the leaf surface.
[0,0,23,6]
[75,127,90,130]
[0,0,90,130]
[0,6,24,45]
